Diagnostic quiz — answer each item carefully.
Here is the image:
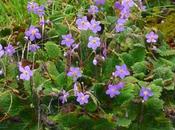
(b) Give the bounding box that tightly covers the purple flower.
[29,44,40,52]
[117,18,127,25]
[121,0,135,8]
[76,92,89,105]
[5,44,15,56]
[61,34,74,48]
[27,2,39,12]
[116,82,125,90]
[76,16,90,30]
[120,8,130,19]
[106,84,120,98]
[34,5,45,17]
[115,18,126,32]
[39,19,45,26]
[0,44,4,58]
[89,19,101,33]
[59,90,69,104]
[25,26,41,41]
[88,5,99,15]
[146,31,158,43]
[113,64,130,79]
[88,36,101,51]
[114,1,123,10]
[138,0,146,11]
[67,67,82,81]
[106,82,125,98]
[115,24,125,32]
[19,65,33,81]
[94,0,106,5]
[139,87,153,101]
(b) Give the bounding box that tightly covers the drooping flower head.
[67,67,82,81]
[29,44,40,52]
[0,44,4,58]
[59,90,69,104]
[61,34,74,48]
[88,36,101,51]
[76,16,90,30]
[27,2,39,12]
[76,92,89,105]
[146,31,158,43]
[88,5,99,15]
[89,19,101,33]
[106,84,120,98]
[19,65,33,81]
[25,26,41,41]
[139,87,153,101]
[113,64,130,79]
[94,0,106,5]
[5,44,15,56]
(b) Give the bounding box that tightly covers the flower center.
[66,38,70,42]
[112,88,116,92]
[92,40,97,44]
[72,71,77,77]
[143,91,148,96]
[81,96,85,101]
[31,30,36,35]
[81,21,86,25]
[119,69,124,73]
[23,70,28,75]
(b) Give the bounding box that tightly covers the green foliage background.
[0,0,175,130]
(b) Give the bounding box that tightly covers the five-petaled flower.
[146,31,158,43]
[88,5,99,15]
[114,1,123,10]
[89,19,101,33]
[27,2,39,12]
[25,26,41,41]
[139,87,153,101]
[67,67,82,81]
[106,84,120,98]
[5,44,15,56]
[34,5,45,17]
[29,44,40,52]
[19,65,33,81]
[76,16,90,30]
[106,82,124,98]
[59,90,69,104]
[76,92,89,105]
[113,64,130,79]
[115,18,126,32]
[61,34,75,48]
[88,36,101,51]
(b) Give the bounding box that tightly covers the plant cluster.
[0,0,175,130]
